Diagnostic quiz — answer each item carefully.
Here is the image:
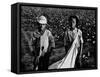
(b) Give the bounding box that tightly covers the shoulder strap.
[74,29,79,43]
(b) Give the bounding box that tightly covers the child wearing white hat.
[32,15,55,70]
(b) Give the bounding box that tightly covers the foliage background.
[20,6,97,71]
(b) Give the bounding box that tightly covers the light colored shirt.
[64,28,83,47]
[40,29,55,53]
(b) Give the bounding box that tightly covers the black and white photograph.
[11,3,97,74]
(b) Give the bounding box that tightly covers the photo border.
[13,2,98,74]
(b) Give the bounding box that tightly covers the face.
[72,18,76,29]
[40,24,46,30]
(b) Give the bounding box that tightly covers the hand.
[41,51,45,56]
[33,31,41,38]
[48,47,54,53]
[30,47,33,52]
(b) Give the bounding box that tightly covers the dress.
[49,28,83,69]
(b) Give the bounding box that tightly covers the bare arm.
[79,31,84,66]
[80,43,83,57]
[48,31,55,53]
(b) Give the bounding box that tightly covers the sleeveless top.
[40,30,50,52]
[64,28,83,46]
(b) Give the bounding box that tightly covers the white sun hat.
[37,15,47,24]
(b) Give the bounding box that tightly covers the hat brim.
[38,20,47,24]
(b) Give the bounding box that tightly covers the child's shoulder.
[78,29,82,34]
[78,29,82,36]
[45,29,52,36]
[65,29,71,35]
